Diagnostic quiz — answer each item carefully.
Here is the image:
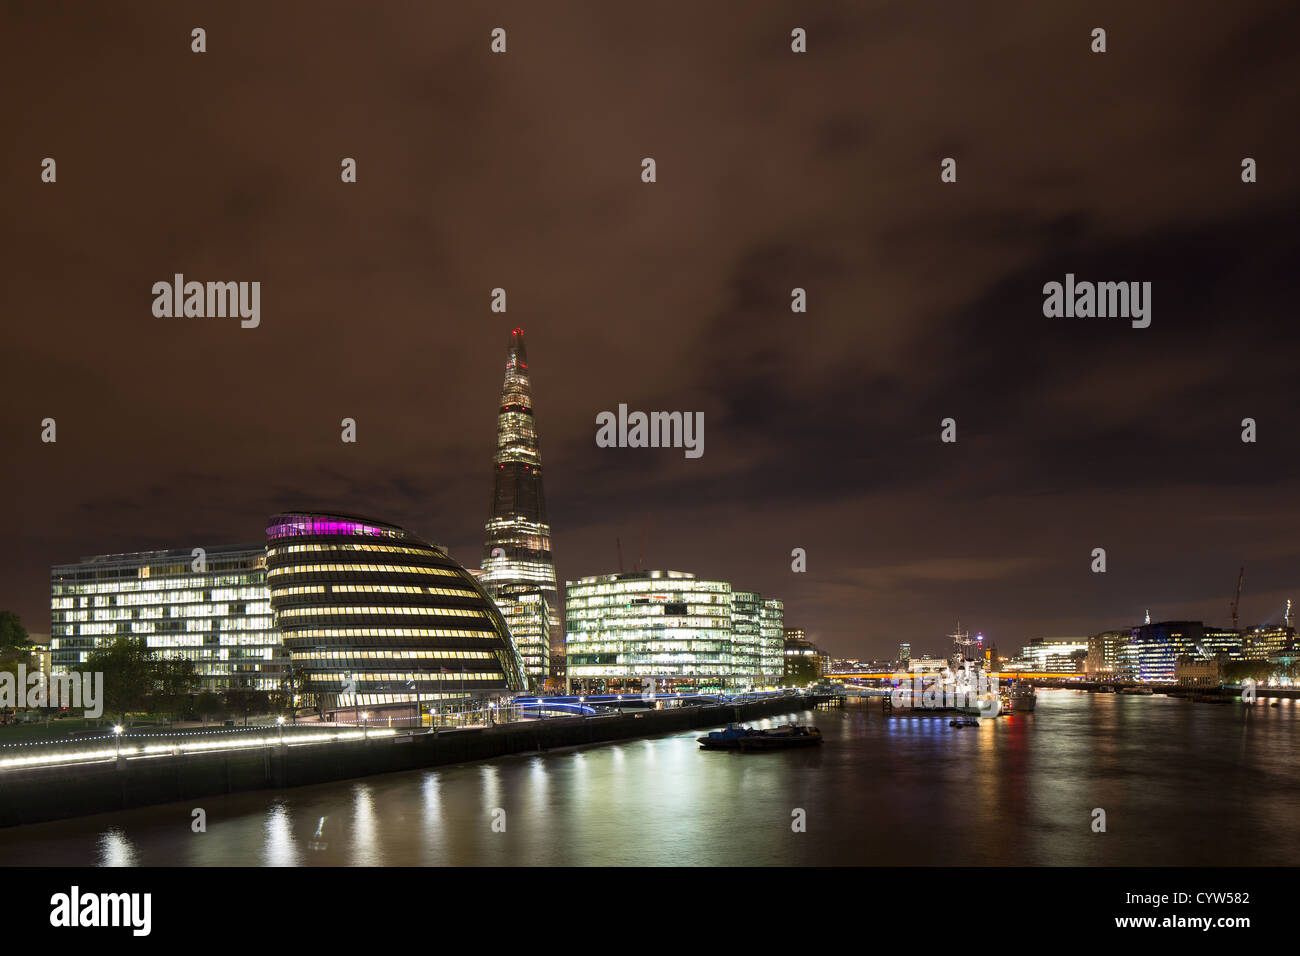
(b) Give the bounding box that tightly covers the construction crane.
[617,514,651,573]
[634,513,649,572]
[1230,566,1245,630]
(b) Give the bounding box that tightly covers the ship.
[697,723,823,751]
[1004,682,1037,712]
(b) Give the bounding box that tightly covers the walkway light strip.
[0,728,396,770]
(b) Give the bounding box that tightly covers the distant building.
[51,544,282,692]
[761,601,785,682]
[24,633,52,681]
[564,570,783,693]
[1086,629,1137,681]
[1175,654,1225,688]
[1241,626,1294,660]
[1130,622,1207,682]
[1201,626,1245,658]
[899,642,911,665]
[1019,637,1088,673]
[783,632,823,685]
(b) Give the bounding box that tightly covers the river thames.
[0,689,1296,866]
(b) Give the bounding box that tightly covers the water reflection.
[2,691,1297,866]
[263,802,300,867]
[350,786,382,867]
[96,828,136,867]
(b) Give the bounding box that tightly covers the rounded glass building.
[266,512,526,715]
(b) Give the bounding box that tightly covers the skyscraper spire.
[482,329,560,689]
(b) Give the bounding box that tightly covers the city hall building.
[564,570,784,693]
[266,511,527,715]
[50,544,281,691]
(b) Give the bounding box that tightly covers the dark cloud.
[3,0,1300,660]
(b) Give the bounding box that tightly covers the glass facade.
[761,599,785,684]
[1086,629,1138,680]
[50,545,282,691]
[267,512,526,713]
[1018,637,1089,673]
[1130,622,1202,682]
[480,329,562,683]
[492,583,551,692]
[564,570,783,693]
[1240,626,1292,660]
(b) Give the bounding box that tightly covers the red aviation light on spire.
[512,327,524,336]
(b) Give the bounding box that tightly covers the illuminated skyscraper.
[480,329,561,686]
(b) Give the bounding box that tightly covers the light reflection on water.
[0,692,1297,866]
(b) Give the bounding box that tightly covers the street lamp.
[113,724,123,759]
[361,711,369,739]
[277,714,285,744]
[407,678,419,733]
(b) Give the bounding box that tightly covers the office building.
[783,630,824,685]
[1241,625,1293,660]
[267,511,526,715]
[1019,637,1089,673]
[50,544,281,691]
[1086,629,1138,681]
[1130,621,1204,682]
[564,570,783,693]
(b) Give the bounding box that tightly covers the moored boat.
[697,723,822,751]
[1006,682,1037,712]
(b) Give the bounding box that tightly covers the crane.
[1230,566,1245,630]
[635,512,649,572]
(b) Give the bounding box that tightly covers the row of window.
[304,649,495,661]
[277,606,488,620]
[275,584,480,599]
[283,627,498,640]
[267,563,462,579]
[267,542,437,558]
[307,672,500,683]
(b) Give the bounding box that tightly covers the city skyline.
[5,2,1300,662]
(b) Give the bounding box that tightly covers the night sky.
[3,1,1299,660]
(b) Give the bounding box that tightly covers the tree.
[0,644,38,724]
[76,637,155,724]
[0,611,29,651]
[1222,659,1276,684]
[195,691,223,725]
[152,658,199,721]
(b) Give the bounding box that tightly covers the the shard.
[481,328,560,689]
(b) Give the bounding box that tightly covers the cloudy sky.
[3,1,1299,659]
